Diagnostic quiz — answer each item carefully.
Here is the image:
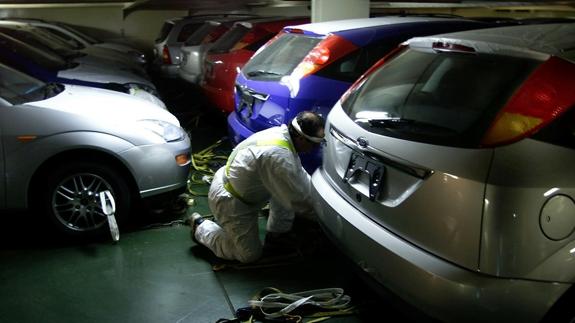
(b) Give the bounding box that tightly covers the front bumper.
[119,134,191,198]
[311,168,569,323]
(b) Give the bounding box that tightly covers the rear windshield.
[342,48,539,147]
[209,24,251,54]
[155,22,174,43]
[184,22,220,46]
[242,33,322,80]
[177,22,204,42]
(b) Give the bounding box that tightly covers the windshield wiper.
[246,70,282,77]
[43,82,63,99]
[362,118,457,136]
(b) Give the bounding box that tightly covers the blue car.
[228,16,500,173]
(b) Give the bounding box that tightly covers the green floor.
[0,199,392,323]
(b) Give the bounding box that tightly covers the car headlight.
[138,119,185,142]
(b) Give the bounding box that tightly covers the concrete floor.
[0,78,419,323]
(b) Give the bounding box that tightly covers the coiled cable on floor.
[188,138,230,196]
[247,287,354,321]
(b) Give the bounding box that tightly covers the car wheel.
[40,161,131,237]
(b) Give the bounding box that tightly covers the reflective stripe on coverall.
[195,125,314,263]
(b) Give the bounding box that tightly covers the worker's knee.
[236,247,262,264]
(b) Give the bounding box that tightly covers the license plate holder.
[343,152,385,201]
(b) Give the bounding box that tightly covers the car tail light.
[162,45,172,64]
[482,56,575,146]
[291,34,357,79]
[340,44,407,104]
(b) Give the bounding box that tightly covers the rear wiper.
[367,118,415,128]
[362,118,457,135]
[246,70,282,77]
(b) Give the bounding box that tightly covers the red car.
[200,16,309,114]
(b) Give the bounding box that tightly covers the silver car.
[0,63,191,238]
[179,17,252,84]
[153,13,255,78]
[312,23,575,322]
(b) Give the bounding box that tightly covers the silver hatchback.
[312,23,575,322]
[0,63,191,238]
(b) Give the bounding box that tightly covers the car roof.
[407,23,575,61]
[284,16,479,36]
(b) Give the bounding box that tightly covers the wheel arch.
[28,149,141,205]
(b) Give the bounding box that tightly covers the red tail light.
[340,44,407,104]
[482,56,575,146]
[162,45,172,64]
[292,34,357,79]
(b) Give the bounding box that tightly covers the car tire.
[39,161,131,238]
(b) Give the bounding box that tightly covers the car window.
[184,22,220,46]
[209,23,251,54]
[242,33,322,80]
[316,37,402,83]
[0,63,47,105]
[244,32,276,52]
[155,21,174,42]
[177,22,204,42]
[342,48,538,147]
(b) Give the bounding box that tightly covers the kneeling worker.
[190,111,325,263]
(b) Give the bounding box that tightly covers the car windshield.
[342,48,539,147]
[0,63,60,105]
[242,33,322,80]
[209,23,251,54]
[37,26,85,49]
[0,33,69,71]
[0,26,79,59]
[58,23,100,44]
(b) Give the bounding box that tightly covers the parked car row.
[157,12,575,322]
[0,18,192,238]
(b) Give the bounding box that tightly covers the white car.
[0,62,191,238]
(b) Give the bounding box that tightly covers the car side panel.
[482,139,575,281]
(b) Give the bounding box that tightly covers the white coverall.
[194,125,314,263]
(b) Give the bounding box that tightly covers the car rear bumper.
[179,69,200,84]
[311,167,569,323]
[227,111,253,146]
[201,84,234,113]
